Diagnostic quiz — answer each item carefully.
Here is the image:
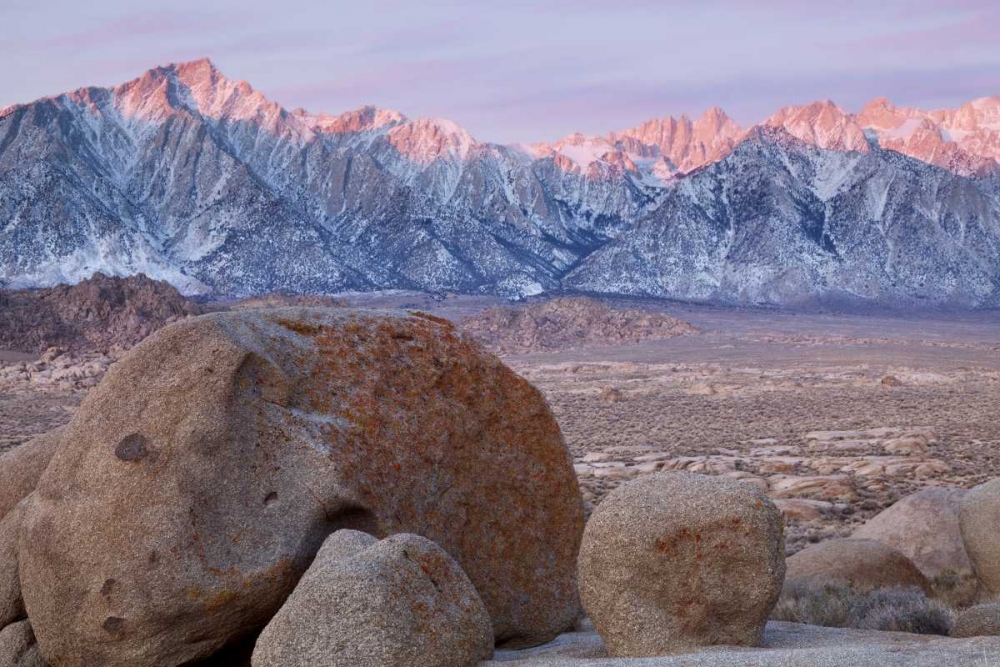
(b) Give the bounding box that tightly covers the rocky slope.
[3,59,1000,306]
[0,273,202,353]
[566,128,1000,307]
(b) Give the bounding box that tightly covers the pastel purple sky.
[3,0,999,143]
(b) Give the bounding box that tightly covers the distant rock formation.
[0,273,202,353]
[460,297,699,354]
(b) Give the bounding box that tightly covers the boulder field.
[8,308,584,666]
[6,306,1000,666]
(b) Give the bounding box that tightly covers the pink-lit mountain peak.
[294,104,407,135]
[19,58,1000,177]
[765,100,870,153]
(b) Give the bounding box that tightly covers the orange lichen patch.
[275,318,326,336]
[203,589,238,613]
[272,311,582,640]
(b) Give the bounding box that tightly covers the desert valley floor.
[3,297,1000,559]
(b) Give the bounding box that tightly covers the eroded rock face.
[252,531,493,667]
[785,539,931,594]
[960,479,1000,595]
[577,473,785,657]
[19,308,584,667]
[853,487,972,579]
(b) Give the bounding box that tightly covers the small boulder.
[952,603,1000,638]
[960,479,1000,595]
[252,531,493,667]
[786,539,931,594]
[577,473,785,657]
[0,428,62,519]
[853,487,972,579]
[0,620,45,667]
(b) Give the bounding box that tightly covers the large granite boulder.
[577,473,785,657]
[253,531,493,667]
[786,539,931,594]
[853,487,972,579]
[19,308,584,666]
[960,479,1000,595]
[0,429,62,519]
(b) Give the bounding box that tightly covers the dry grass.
[772,581,955,635]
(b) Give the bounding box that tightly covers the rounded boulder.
[786,538,931,594]
[252,531,493,667]
[578,472,786,657]
[960,479,1000,595]
[19,308,584,666]
[853,487,972,579]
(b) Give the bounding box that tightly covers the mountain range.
[2,58,1000,307]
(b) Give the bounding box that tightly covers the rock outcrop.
[0,273,203,354]
[253,531,493,667]
[461,297,698,355]
[19,308,584,666]
[577,473,785,657]
[853,487,972,579]
[960,479,1000,596]
[785,539,931,594]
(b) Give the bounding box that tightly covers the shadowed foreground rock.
[0,620,44,667]
[785,538,931,594]
[578,473,785,657]
[0,500,27,628]
[253,531,493,667]
[18,308,584,667]
[853,487,972,579]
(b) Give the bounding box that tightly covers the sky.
[3,0,999,143]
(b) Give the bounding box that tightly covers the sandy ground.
[501,303,1000,554]
[2,299,999,557]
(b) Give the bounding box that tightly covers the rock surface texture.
[853,487,972,579]
[18,308,584,666]
[253,531,493,667]
[785,538,931,593]
[960,479,1000,596]
[577,473,786,657]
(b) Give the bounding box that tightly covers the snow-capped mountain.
[566,128,1000,307]
[2,59,1000,306]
